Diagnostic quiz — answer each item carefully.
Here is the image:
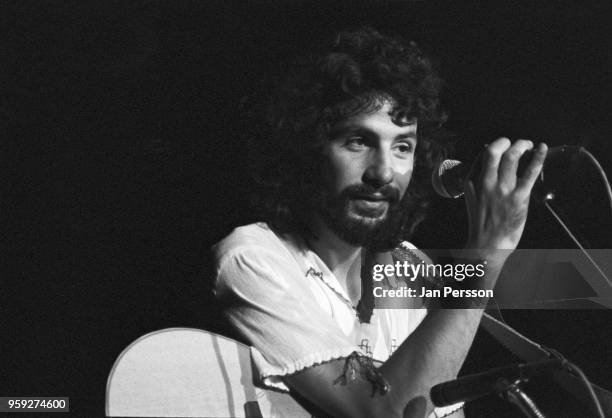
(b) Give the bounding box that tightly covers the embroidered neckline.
[305,265,356,310]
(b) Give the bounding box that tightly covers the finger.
[464,180,479,232]
[497,139,534,191]
[516,142,548,193]
[402,396,427,418]
[481,138,511,189]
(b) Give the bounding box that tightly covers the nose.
[363,149,394,187]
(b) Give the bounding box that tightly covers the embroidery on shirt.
[333,351,390,396]
[305,267,323,280]
[358,338,373,357]
[390,338,398,356]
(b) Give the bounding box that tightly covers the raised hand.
[464,138,548,260]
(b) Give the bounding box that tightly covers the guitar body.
[106,328,312,417]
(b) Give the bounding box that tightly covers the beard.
[316,183,409,251]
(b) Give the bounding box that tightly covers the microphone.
[430,358,565,407]
[432,145,581,198]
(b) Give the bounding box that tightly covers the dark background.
[6,1,612,416]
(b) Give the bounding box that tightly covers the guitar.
[106,328,313,417]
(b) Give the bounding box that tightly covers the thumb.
[464,180,477,227]
[403,396,428,418]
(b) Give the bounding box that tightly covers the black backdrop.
[6,1,612,416]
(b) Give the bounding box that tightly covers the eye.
[394,142,414,155]
[345,137,367,150]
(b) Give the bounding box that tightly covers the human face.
[316,100,417,248]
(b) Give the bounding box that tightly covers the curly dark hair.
[247,27,450,244]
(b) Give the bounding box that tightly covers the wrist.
[460,244,511,269]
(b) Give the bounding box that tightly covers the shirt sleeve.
[214,246,359,391]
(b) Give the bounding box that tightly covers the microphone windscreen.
[432,159,465,199]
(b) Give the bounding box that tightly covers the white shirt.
[214,222,462,417]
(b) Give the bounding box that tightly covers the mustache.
[342,184,401,203]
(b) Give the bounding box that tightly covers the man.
[213,27,547,418]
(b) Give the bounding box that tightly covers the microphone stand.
[495,378,546,418]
